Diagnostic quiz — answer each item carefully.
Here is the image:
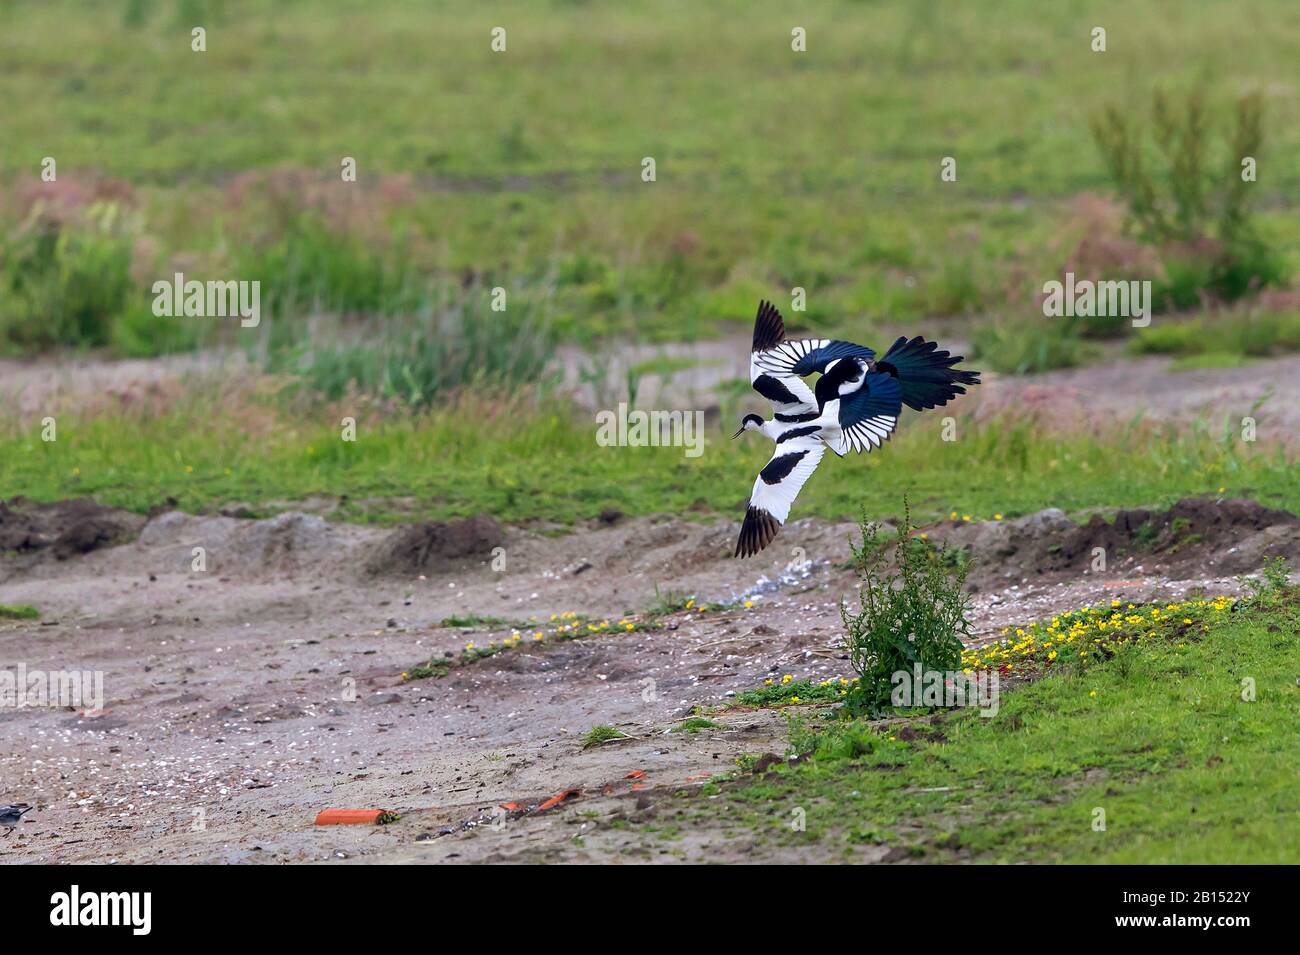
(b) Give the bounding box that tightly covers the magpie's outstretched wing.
[749,300,817,418]
[877,335,981,411]
[735,433,826,558]
[832,372,903,454]
[752,333,876,379]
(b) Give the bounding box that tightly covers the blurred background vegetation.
[0,0,1296,522]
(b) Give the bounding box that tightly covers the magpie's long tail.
[876,336,980,412]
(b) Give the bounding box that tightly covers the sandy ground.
[1,496,1295,865]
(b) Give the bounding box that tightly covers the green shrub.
[0,211,136,351]
[109,298,207,358]
[972,316,1097,374]
[1241,556,1292,610]
[840,502,972,716]
[673,717,719,734]
[787,715,893,763]
[235,216,424,323]
[0,201,211,358]
[582,724,629,748]
[1090,87,1286,308]
[1131,309,1300,358]
[0,603,40,620]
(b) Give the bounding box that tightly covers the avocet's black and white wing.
[829,372,904,455]
[749,300,818,420]
[751,328,876,380]
[735,433,826,558]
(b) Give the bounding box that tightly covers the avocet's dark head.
[733,413,764,439]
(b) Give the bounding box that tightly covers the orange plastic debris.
[535,788,581,813]
[314,808,391,826]
[499,802,523,811]
[624,770,646,779]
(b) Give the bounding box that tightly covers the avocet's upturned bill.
[733,300,981,558]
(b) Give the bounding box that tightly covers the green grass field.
[667,582,1299,863]
[2,0,1298,349]
[1,395,1295,525]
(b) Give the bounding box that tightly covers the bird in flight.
[733,300,980,558]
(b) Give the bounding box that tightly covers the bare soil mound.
[3,491,1293,604]
[363,514,505,576]
[136,510,357,575]
[0,496,144,560]
[938,497,1299,586]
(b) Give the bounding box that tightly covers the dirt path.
[1,498,1293,863]
[979,353,1300,437]
[5,345,1298,437]
[558,340,1300,436]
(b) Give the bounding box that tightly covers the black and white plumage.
[746,300,819,424]
[734,300,980,558]
[736,433,826,558]
[0,803,32,837]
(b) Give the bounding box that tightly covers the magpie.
[0,803,32,837]
[733,300,980,557]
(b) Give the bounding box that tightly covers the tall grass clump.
[972,315,1097,374]
[257,286,559,408]
[0,201,208,358]
[1090,88,1287,310]
[840,501,972,716]
[0,204,137,352]
[235,215,426,324]
[1130,307,1300,358]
